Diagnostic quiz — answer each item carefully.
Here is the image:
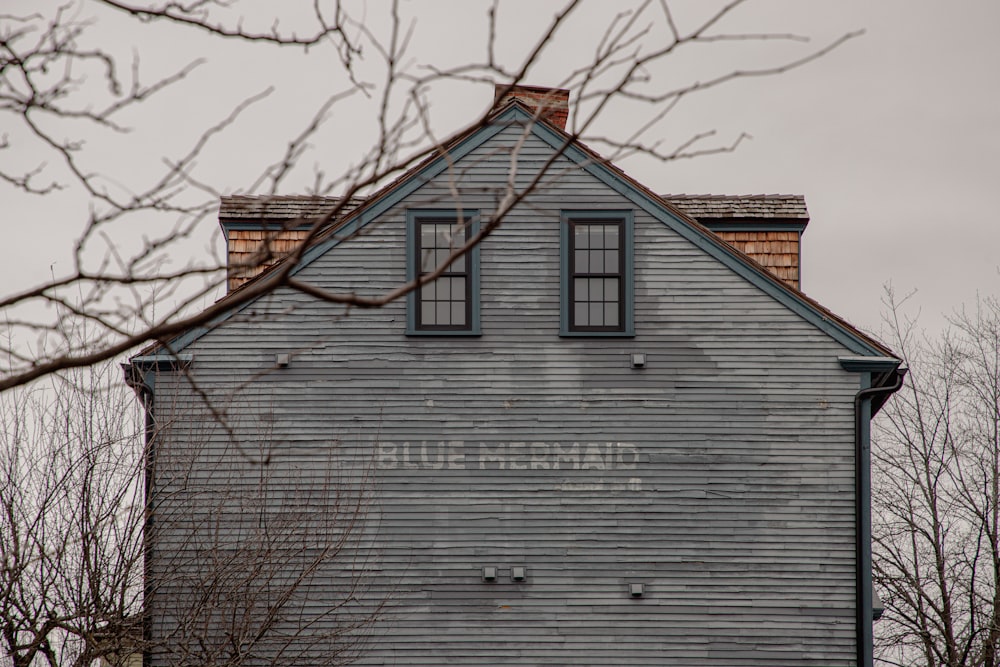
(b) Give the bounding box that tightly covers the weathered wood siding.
[149,123,864,666]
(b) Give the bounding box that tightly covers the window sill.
[559,329,635,338]
[405,328,482,337]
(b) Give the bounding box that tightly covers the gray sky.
[4,0,998,354]
[645,1,1000,337]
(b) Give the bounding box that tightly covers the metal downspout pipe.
[854,368,906,667]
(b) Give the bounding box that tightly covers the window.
[417,220,470,329]
[406,211,481,335]
[561,211,634,336]
[570,220,623,329]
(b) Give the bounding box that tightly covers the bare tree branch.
[874,288,1000,666]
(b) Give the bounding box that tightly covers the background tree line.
[874,291,1000,667]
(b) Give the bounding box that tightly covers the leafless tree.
[1,353,145,667]
[2,4,865,665]
[0,0,861,391]
[144,387,383,667]
[0,353,381,667]
[873,290,1000,667]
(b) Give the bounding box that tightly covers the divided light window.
[569,219,625,332]
[416,219,471,330]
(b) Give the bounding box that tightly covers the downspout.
[123,353,190,667]
[123,362,155,667]
[847,363,906,667]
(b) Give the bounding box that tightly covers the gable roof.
[142,100,896,362]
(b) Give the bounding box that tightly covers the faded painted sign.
[377,441,639,471]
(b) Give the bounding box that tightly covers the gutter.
[840,357,906,667]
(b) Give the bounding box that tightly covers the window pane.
[443,247,464,271]
[574,277,588,301]
[437,277,450,300]
[604,304,619,327]
[421,282,436,301]
[421,250,435,272]
[421,225,437,249]
[451,302,466,326]
[422,302,436,325]
[575,302,589,326]
[588,225,602,248]
[434,226,454,251]
[590,249,604,273]
[590,303,603,326]
[590,278,603,301]
[575,249,589,273]
[605,249,619,273]
[451,277,465,301]
[604,225,619,249]
[605,278,619,303]
[575,224,590,249]
[437,302,450,325]
[428,248,444,270]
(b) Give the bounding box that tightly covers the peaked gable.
[145,102,893,361]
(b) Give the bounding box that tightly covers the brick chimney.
[493,84,570,131]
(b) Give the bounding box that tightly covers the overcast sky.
[4,0,998,354]
[646,1,1000,338]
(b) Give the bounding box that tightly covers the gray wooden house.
[127,85,903,667]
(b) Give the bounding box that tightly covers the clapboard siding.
[147,123,867,666]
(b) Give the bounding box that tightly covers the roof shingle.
[219,195,364,220]
[219,194,808,222]
[663,194,808,220]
